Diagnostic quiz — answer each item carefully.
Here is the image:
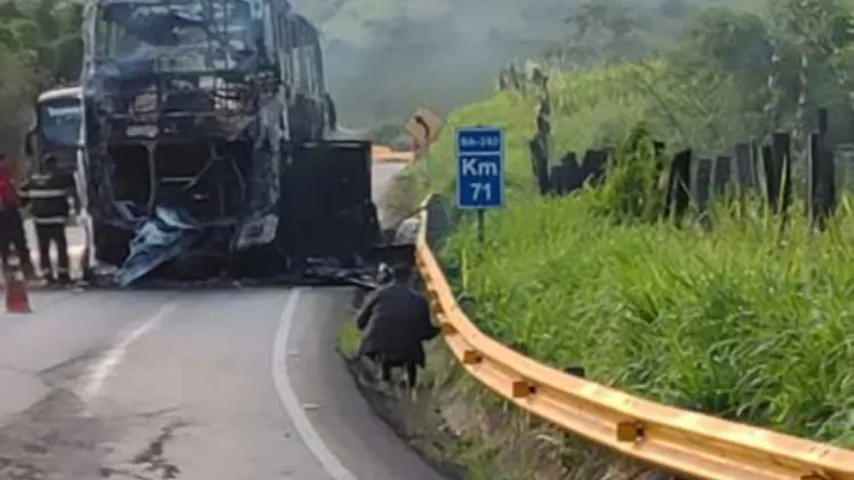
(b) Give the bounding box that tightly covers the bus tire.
[92,222,132,267]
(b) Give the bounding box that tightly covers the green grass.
[447,198,854,446]
[408,62,854,448]
[338,320,362,358]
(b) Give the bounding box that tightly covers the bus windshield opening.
[39,98,82,147]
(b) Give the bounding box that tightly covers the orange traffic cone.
[5,256,31,314]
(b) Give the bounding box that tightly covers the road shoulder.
[281,287,446,480]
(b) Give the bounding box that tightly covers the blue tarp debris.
[115,207,203,286]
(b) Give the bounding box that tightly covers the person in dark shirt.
[0,154,36,279]
[355,264,441,391]
[19,156,79,285]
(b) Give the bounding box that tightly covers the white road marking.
[273,289,360,480]
[79,301,177,405]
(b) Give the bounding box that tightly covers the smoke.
[291,0,570,127]
[290,0,746,128]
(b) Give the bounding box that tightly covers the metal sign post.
[456,127,505,244]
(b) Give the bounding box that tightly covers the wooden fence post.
[584,149,608,187]
[734,143,756,193]
[713,155,734,200]
[695,157,712,217]
[549,165,564,195]
[529,136,550,195]
[771,132,792,215]
[760,144,775,211]
[560,152,584,193]
[809,108,837,229]
[664,149,692,224]
[751,140,761,188]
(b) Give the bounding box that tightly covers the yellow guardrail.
[413,196,854,480]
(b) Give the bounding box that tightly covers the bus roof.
[38,86,82,103]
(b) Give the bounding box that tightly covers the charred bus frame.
[79,0,347,282]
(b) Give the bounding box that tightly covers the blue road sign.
[456,127,504,209]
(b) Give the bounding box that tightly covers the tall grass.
[422,62,854,447]
[445,194,854,446]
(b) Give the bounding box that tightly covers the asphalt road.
[0,162,445,480]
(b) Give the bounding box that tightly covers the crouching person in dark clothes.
[355,264,440,394]
[19,157,79,285]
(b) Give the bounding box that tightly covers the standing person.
[19,156,79,285]
[355,263,440,394]
[0,154,35,278]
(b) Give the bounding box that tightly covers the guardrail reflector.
[462,350,483,365]
[616,421,645,442]
[511,380,535,398]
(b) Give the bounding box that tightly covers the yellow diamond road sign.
[406,106,442,153]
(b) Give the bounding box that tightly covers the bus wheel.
[92,222,133,266]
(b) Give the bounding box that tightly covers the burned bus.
[79,0,378,285]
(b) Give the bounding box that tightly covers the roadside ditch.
[337,170,675,480]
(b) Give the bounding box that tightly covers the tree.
[643,0,854,149]
[0,0,84,87]
[558,0,641,68]
[0,0,85,154]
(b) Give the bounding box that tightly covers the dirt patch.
[342,354,467,479]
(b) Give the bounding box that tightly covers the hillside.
[290,0,568,126]
[291,0,766,127]
[383,0,854,450]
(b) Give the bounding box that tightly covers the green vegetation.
[338,320,362,358]
[447,195,854,446]
[0,0,83,156]
[398,0,854,447]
